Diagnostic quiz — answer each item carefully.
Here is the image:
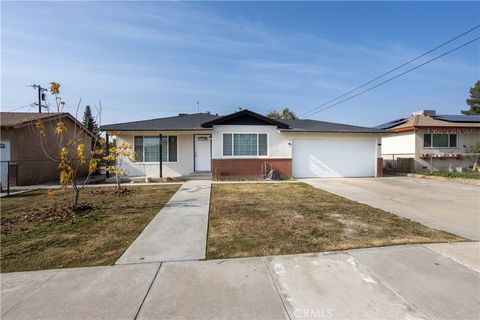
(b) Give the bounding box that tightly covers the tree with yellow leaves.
[35,82,103,209]
[103,139,135,189]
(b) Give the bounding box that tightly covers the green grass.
[418,171,480,180]
[1,185,179,272]
[207,183,463,259]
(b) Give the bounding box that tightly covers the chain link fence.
[0,159,101,195]
[0,161,12,195]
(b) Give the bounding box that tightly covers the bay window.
[223,133,268,156]
[134,136,177,162]
[423,133,457,148]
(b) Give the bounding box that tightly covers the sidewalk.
[2,242,478,320]
[116,180,211,264]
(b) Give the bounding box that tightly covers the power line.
[2,104,33,112]
[3,105,193,113]
[302,36,480,118]
[300,24,480,118]
[63,106,192,113]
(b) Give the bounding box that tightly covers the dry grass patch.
[1,185,179,272]
[207,183,463,259]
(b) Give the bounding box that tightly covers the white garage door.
[292,139,376,178]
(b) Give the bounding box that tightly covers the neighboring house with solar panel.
[377,110,480,172]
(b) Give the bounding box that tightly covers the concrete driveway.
[303,177,480,240]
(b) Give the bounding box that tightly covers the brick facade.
[212,158,292,180]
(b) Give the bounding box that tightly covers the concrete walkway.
[2,242,478,319]
[116,180,211,264]
[303,177,480,240]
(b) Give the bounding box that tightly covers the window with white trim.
[134,136,177,162]
[423,133,457,148]
[222,133,268,156]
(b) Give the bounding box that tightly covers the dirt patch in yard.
[207,183,463,259]
[1,185,179,272]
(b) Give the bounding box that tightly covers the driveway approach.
[303,177,480,240]
[2,243,478,319]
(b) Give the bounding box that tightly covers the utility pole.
[196,101,199,113]
[30,84,47,113]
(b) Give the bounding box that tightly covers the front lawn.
[207,183,463,259]
[1,185,179,272]
[418,171,480,180]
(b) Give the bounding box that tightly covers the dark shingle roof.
[1,112,66,127]
[100,113,221,131]
[99,109,385,133]
[281,119,386,133]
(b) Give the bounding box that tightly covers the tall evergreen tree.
[266,107,298,120]
[82,105,99,135]
[461,80,480,115]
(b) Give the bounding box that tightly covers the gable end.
[201,109,289,128]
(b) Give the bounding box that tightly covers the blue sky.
[1,1,479,127]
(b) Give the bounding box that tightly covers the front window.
[423,133,457,148]
[223,133,268,156]
[134,136,177,162]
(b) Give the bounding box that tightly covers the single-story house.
[0,112,95,186]
[100,109,385,179]
[377,110,480,171]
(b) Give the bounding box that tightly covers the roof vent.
[412,110,436,116]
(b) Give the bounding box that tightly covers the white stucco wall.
[211,125,383,160]
[211,125,291,159]
[115,127,385,178]
[381,132,416,159]
[116,131,208,178]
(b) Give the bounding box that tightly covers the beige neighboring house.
[0,112,95,186]
[378,110,480,171]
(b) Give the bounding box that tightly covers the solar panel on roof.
[374,118,408,129]
[433,115,480,123]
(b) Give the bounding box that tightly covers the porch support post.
[159,134,163,178]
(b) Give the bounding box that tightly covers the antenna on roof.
[196,101,199,113]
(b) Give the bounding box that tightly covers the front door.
[195,135,211,171]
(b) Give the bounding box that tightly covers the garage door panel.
[293,139,375,178]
